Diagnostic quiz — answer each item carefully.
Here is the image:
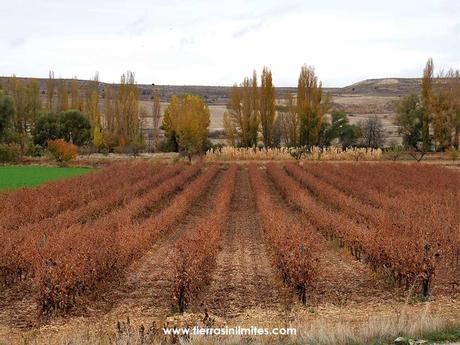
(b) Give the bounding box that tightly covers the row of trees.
[223,65,380,149]
[0,77,41,143]
[5,59,456,160]
[396,59,460,155]
[0,71,146,156]
[1,71,214,161]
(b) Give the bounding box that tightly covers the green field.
[0,166,91,191]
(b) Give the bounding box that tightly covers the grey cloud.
[233,20,264,38]
[9,38,27,49]
[179,37,195,49]
[232,1,302,39]
[126,16,149,36]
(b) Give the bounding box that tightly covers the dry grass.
[205,146,383,162]
[8,306,459,345]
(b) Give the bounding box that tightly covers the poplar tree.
[260,66,276,147]
[7,76,26,135]
[104,84,116,133]
[57,80,69,112]
[278,93,300,146]
[225,71,260,147]
[70,78,83,111]
[25,79,41,128]
[421,58,433,151]
[118,71,140,145]
[47,71,56,111]
[162,94,180,151]
[297,65,328,147]
[152,86,162,149]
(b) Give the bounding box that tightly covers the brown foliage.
[268,162,460,297]
[173,164,238,312]
[249,164,319,304]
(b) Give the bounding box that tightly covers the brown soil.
[190,167,287,319]
[0,281,37,329]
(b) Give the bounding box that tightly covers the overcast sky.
[1,0,459,87]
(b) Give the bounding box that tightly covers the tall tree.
[84,73,99,125]
[448,70,460,149]
[431,91,453,150]
[225,71,260,147]
[297,65,328,147]
[4,77,41,136]
[431,68,460,150]
[249,70,259,145]
[359,116,386,148]
[421,58,434,151]
[0,91,15,141]
[163,94,210,161]
[70,78,83,111]
[278,93,299,146]
[104,84,116,134]
[395,93,424,149]
[47,71,56,111]
[8,76,27,135]
[57,80,69,112]
[87,89,100,129]
[25,78,42,128]
[118,71,140,145]
[260,67,276,147]
[162,94,180,151]
[152,86,162,149]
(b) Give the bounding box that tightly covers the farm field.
[0,166,91,191]
[0,161,459,344]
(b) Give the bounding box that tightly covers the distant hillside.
[339,78,422,96]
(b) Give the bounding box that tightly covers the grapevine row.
[248,164,319,305]
[0,162,159,230]
[285,163,384,227]
[304,163,459,277]
[173,164,238,312]
[304,163,458,228]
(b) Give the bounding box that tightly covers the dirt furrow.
[99,167,226,320]
[192,167,286,319]
[261,168,403,307]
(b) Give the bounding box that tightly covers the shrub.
[157,138,176,152]
[26,143,44,157]
[47,139,78,164]
[78,144,97,156]
[126,140,146,156]
[0,143,21,163]
[446,148,460,162]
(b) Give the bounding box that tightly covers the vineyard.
[0,161,459,339]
